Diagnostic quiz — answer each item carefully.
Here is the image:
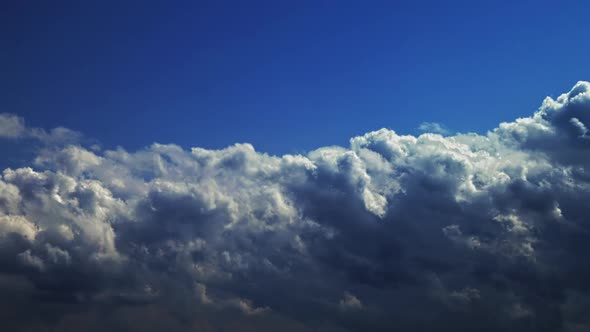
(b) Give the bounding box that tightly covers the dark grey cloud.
[1,82,590,331]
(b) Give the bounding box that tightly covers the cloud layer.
[2,82,590,331]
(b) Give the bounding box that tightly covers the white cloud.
[0,113,80,143]
[1,82,590,331]
[418,121,450,135]
[0,113,26,138]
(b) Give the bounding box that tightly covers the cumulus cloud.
[1,82,590,331]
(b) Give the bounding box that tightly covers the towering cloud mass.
[1,82,590,331]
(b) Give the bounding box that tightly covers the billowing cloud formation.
[2,82,590,331]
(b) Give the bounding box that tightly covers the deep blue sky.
[2,0,590,155]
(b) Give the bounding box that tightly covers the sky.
[3,0,590,154]
[4,1,590,332]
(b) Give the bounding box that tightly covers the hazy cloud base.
[2,82,590,331]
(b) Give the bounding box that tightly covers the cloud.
[339,292,362,310]
[0,113,80,144]
[0,114,26,138]
[418,121,450,135]
[1,82,590,331]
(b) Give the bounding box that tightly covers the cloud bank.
[2,82,590,331]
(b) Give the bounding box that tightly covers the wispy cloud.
[418,121,450,135]
[0,113,81,144]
